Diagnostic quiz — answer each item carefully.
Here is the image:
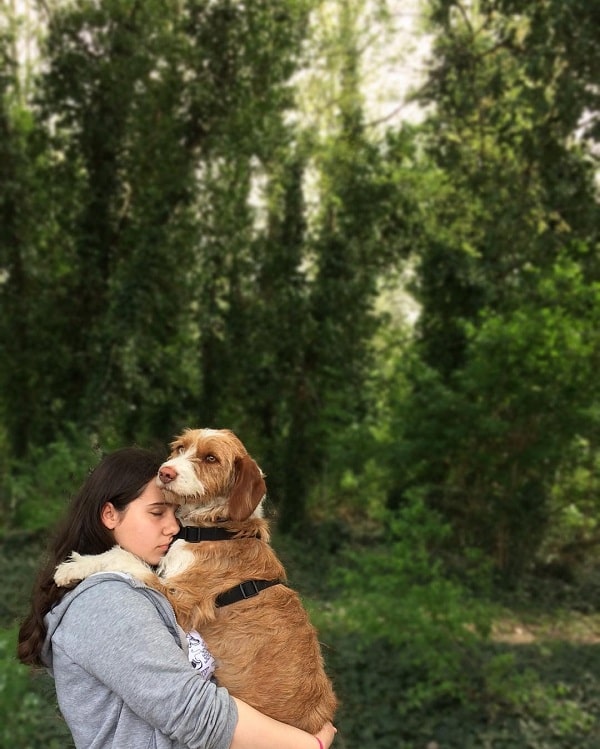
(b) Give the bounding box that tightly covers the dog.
[54,428,337,734]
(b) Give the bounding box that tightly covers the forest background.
[1,0,599,747]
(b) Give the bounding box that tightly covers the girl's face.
[101,480,179,565]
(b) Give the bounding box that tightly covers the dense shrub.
[0,627,74,748]
[1,428,106,533]
[301,501,600,747]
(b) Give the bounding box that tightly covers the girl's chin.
[149,548,170,564]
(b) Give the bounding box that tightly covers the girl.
[18,446,336,749]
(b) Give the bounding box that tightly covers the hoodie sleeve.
[52,578,238,749]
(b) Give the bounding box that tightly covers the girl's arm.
[231,699,336,749]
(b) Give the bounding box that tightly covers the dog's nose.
[159,465,178,484]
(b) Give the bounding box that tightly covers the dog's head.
[157,428,266,521]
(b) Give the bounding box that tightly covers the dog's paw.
[54,553,88,587]
[54,546,155,588]
[158,541,195,577]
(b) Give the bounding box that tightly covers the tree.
[0,0,317,458]
[259,0,409,528]
[388,0,600,580]
[0,8,50,458]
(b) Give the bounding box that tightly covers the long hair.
[17,446,164,667]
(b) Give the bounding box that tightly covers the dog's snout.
[159,465,178,484]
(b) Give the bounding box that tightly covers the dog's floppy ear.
[229,455,266,521]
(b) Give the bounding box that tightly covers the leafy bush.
[538,438,600,574]
[321,497,600,747]
[333,497,496,711]
[0,627,73,748]
[2,427,103,533]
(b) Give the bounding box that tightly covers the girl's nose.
[165,511,180,535]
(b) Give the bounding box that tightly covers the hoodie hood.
[42,572,182,674]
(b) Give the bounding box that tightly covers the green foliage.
[316,499,599,746]
[1,0,406,532]
[540,442,600,571]
[282,521,600,748]
[0,627,73,748]
[334,498,496,709]
[1,0,599,597]
[387,0,600,581]
[324,633,600,748]
[1,428,103,533]
[0,531,75,746]
[0,0,321,459]
[2,1,600,745]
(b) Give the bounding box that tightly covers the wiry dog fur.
[54,428,337,734]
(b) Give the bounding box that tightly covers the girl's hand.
[315,721,337,749]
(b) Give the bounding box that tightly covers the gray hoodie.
[42,572,238,749]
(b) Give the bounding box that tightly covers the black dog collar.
[174,526,242,542]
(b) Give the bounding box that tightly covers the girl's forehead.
[139,481,167,503]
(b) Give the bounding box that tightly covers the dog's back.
[161,520,337,734]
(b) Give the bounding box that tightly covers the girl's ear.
[101,502,119,530]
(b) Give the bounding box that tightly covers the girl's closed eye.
[150,505,172,518]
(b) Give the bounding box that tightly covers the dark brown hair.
[17,446,164,667]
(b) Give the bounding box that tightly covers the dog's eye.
[205,454,217,463]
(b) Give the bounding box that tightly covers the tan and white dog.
[54,428,337,734]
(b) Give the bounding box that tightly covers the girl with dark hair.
[18,447,336,749]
